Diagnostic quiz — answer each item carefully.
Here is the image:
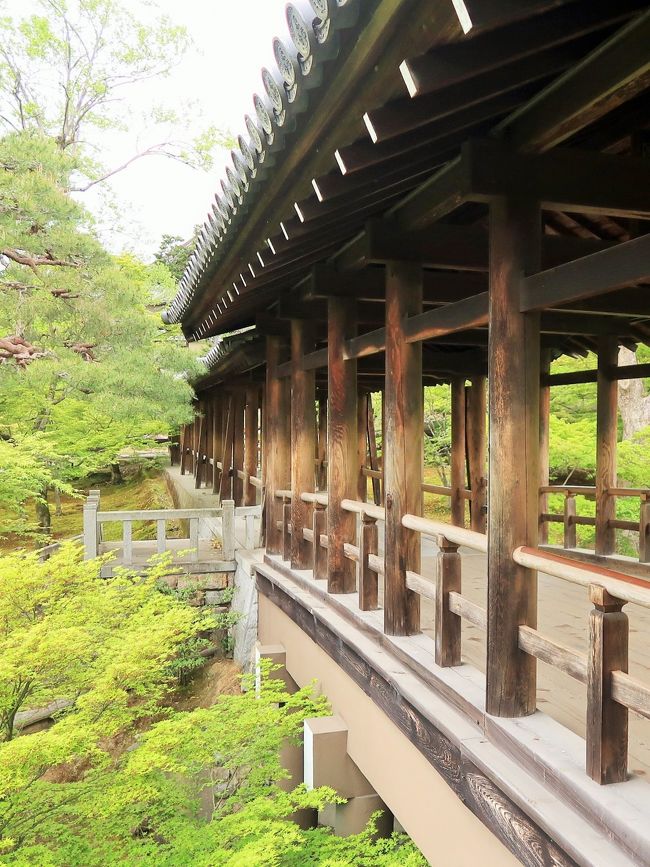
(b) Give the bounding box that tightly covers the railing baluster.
[359,512,379,610]
[312,502,328,580]
[434,535,461,667]
[123,520,132,564]
[587,583,628,784]
[189,517,199,562]
[282,499,291,561]
[564,493,577,549]
[156,519,166,554]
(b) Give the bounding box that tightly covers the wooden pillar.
[539,351,551,544]
[291,320,315,569]
[367,397,382,506]
[212,393,222,494]
[384,262,422,636]
[486,197,540,718]
[451,378,466,527]
[357,392,368,502]
[327,297,357,593]
[194,407,205,489]
[232,392,245,506]
[587,585,628,784]
[180,425,187,475]
[317,396,327,491]
[596,336,618,556]
[244,386,259,506]
[265,337,290,555]
[219,395,234,503]
[466,376,486,534]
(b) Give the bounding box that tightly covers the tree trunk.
[618,347,650,440]
[53,488,62,517]
[111,462,124,484]
[36,488,51,534]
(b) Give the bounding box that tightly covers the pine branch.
[1,249,81,270]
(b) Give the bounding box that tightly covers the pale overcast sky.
[7,0,291,258]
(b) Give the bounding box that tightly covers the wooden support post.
[221,499,235,561]
[233,392,245,506]
[384,262,422,636]
[328,297,358,593]
[359,513,379,611]
[466,376,486,534]
[313,504,328,581]
[435,536,461,667]
[639,496,650,563]
[291,319,316,569]
[317,397,327,491]
[564,494,577,549]
[180,426,187,475]
[587,584,628,784]
[357,392,368,502]
[245,387,259,506]
[367,398,382,506]
[539,352,551,544]
[219,397,234,503]
[156,519,166,554]
[487,197,540,718]
[451,378,466,527]
[265,337,291,556]
[194,411,204,488]
[212,394,222,495]
[596,337,618,556]
[282,500,292,562]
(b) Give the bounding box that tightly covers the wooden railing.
[83,491,246,563]
[540,484,650,562]
[274,492,650,786]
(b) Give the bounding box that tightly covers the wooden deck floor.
[418,549,650,778]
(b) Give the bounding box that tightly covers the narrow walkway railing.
[272,488,650,787]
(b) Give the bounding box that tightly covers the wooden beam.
[521,233,650,312]
[449,0,575,36]
[291,320,316,569]
[496,9,650,150]
[265,337,291,555]
[486,197,540,718]
[327,297,358,593]
[384,262,422,635]
[595,337,618,556]
[404,291,488,343]
[544,362,650,386]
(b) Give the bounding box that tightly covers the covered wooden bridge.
[164,1,650,864]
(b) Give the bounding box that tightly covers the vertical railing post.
[564,493,577,549]
[222,500,235,561]
[358,512,378,610]
[282,499,292,562]
[639,495,650,563]
[123,519,133,564]
[189,516,199,562]
[434,535,461,667]
[587,584,628,784]
[486,196,540,718]
[327,296,358,593]
[83,495,99,561]
[384,262,422,636]
[291,319,315,568]
[312,502,328,581]
[265,337,290,556]
[156,519,166,554]
[595,337,618,555]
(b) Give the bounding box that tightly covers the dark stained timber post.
[194,410,204,489]
[265,337,290,555]
[313,503,328,581]
[212,393,222,495]
[466,376,486,534]
[244,386,259,506]
[596,336,618,556]
[384,262,422,636]
[219,396,234,504]
[434,536,461,667]
[587,584,628,784]
[640,496,650,563]
[451,378,466,527]
[487,197,540,718]
[327,296,358,593]
[357,392,369,502]
[291,319,315,569]
[359,512,379,611]
[233,392,245,506]
[317,397,327,491]
[539,351,551,544]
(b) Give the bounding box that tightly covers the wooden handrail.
[539,485,597,495]
[401,514,488,553]
[274,489,292,500]
[341,498,385,521]
[513,546,650,608]
[96,507,222,522]
[301,491,328,506]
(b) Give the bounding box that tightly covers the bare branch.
[1,249,81,270]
